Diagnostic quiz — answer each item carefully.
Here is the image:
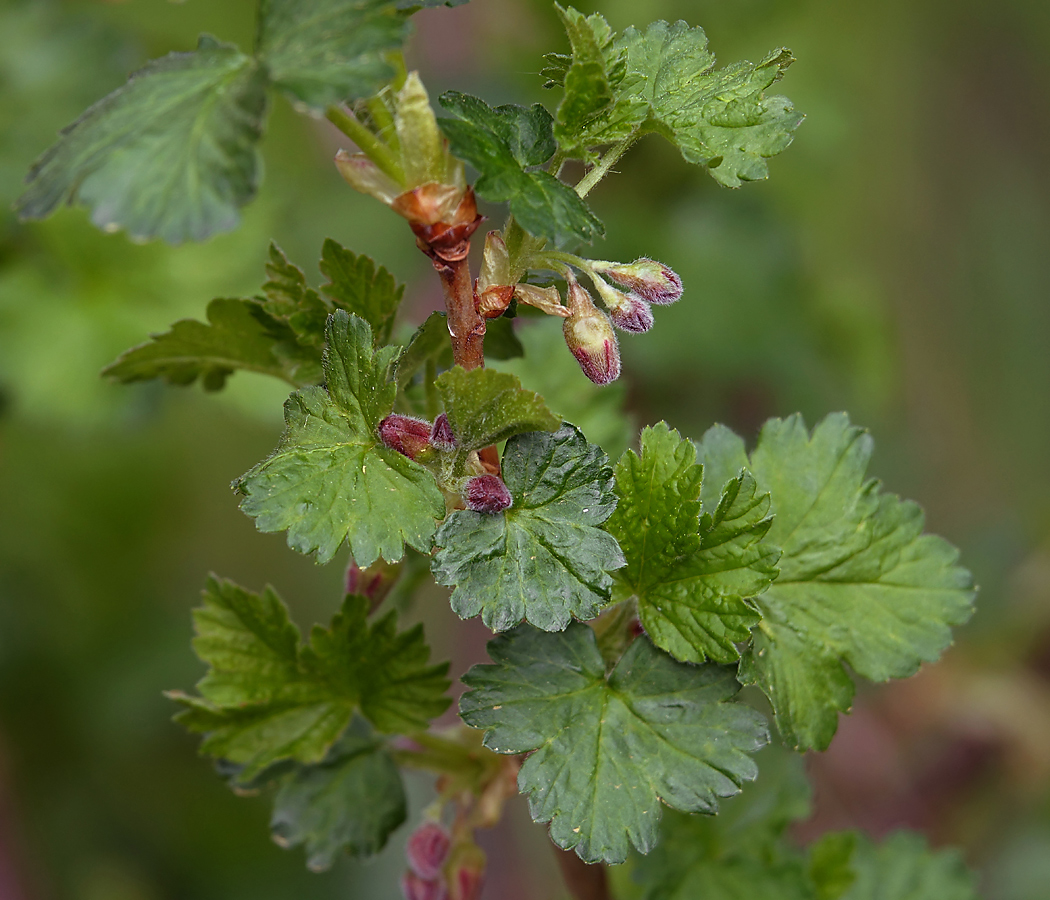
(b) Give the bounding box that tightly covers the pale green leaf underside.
[607,423,778,664]
[697,413,976,751]
[270,720,406,871]
[257,0,409,110]
[460,624,767,864]
[16,35,267,243]
[432,425,624,632]
[236,310,445,565]
[171,577,449,779]
[436,366,560,452]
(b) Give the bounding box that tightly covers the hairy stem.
[435,255,485,371]
[325,105,405,184]
[555,848,611,900]
[575,135,639,198]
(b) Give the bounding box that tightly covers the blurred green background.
[1,0,1049,897]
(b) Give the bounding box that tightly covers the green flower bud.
[591,258,683,305]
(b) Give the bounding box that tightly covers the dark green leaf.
[460,624,767,864]
[102,298,305,391]
[16,35,268,243]
[482,316,525,361]
[170,577,450,779]
[432,425,624,631]
[271,720,406,871]
[697,414,976,750]
[436,366,559,452]
[235,310,446,565]
[319,238,403,346]
[606,423,778,664]
[256,0,409,110]
[438,91,603,245]
[841,833,978,900]
[395,312,453,389]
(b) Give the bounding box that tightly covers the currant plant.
[19,1,981,898]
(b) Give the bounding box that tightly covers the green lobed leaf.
[438,91,604,245]
[436,366,560,452]
[15,35,268,243]
[170,576,450,779]
[270,719,407,871]
[839,832,978,900]
[257,243,333,351]
[696,413,976,751]
[432,425,625,631]
[460,624,768,864]
[256,0,409,110]
[615,22,802,187]
[809,833,859,900]
[318,238,403,346]
[606,423,778,664]
[102,298,302,391]
[235,310,446,565]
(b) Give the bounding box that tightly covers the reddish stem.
[433,254,485,372]
[554,848,610,900]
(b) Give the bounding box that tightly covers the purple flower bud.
[608,293,654,333]
[379,414,434,461]
[430,413,456,451]
[406,822,451,880]
[563,275,621,385]
[345,556,401,609]
[465,475,513,514]
[592,258,683,305]
[401,872,447,900]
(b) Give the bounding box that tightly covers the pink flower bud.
[379,414,434,461]
[562,276,621,385]
[401,872,447,900]
[406,822,451,880]
[430,413,456,451]
[592,258,683,305]
[589,274,653,334]
[447,843,486,900]
[465,475,513,514]
[345,556,401,608]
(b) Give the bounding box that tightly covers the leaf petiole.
[326,105,405,184]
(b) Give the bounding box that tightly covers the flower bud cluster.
[400,822,485,900]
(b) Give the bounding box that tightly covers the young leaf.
[170,577,450,779]
[438,91,603,245]
[435,366,559,451]
[432,425,625,631]
[606,423,779,664]
[319,238,403,346]
[270,719,407,871]
[256,0,410,110]
[696,414,976,751]
[615,22,802,186]
[102,298,304,391]
[459,624,768,864]
[235,310,446,565]
[15,36,268,243]
[840,832,978,900]
[258,243,333,349]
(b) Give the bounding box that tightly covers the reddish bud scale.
[465,475,513,514]
[430,413,456,451]
[379,414,434,461]
[401,872,448,900]
[406,822,451,880]
[607,293,654,334]
[601,258,683,305]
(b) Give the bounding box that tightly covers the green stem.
[574,135,639,198]
[367,94,398,150]
[325,105,405,184]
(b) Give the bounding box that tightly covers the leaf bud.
[465,474,513,514]
[406,821,451,880]
[446,843,486,900]
[401,872,447,900]
[591,258,683,305]
[589,274,653,334]
[430,413,457,451]
[379,414,434,462]
[563,278,621,385]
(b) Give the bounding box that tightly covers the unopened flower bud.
[379,414,434,461]
[563,278,621,385]
[401,872,447,900]
[406,822,451,880]
[345,556,401,609]
[446,843,486,900]
[592,258,683,305]
[589,274,654,334]
[430,413,456,451]
[465,475,513,514]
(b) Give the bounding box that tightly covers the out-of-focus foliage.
[1,0,1050,898]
